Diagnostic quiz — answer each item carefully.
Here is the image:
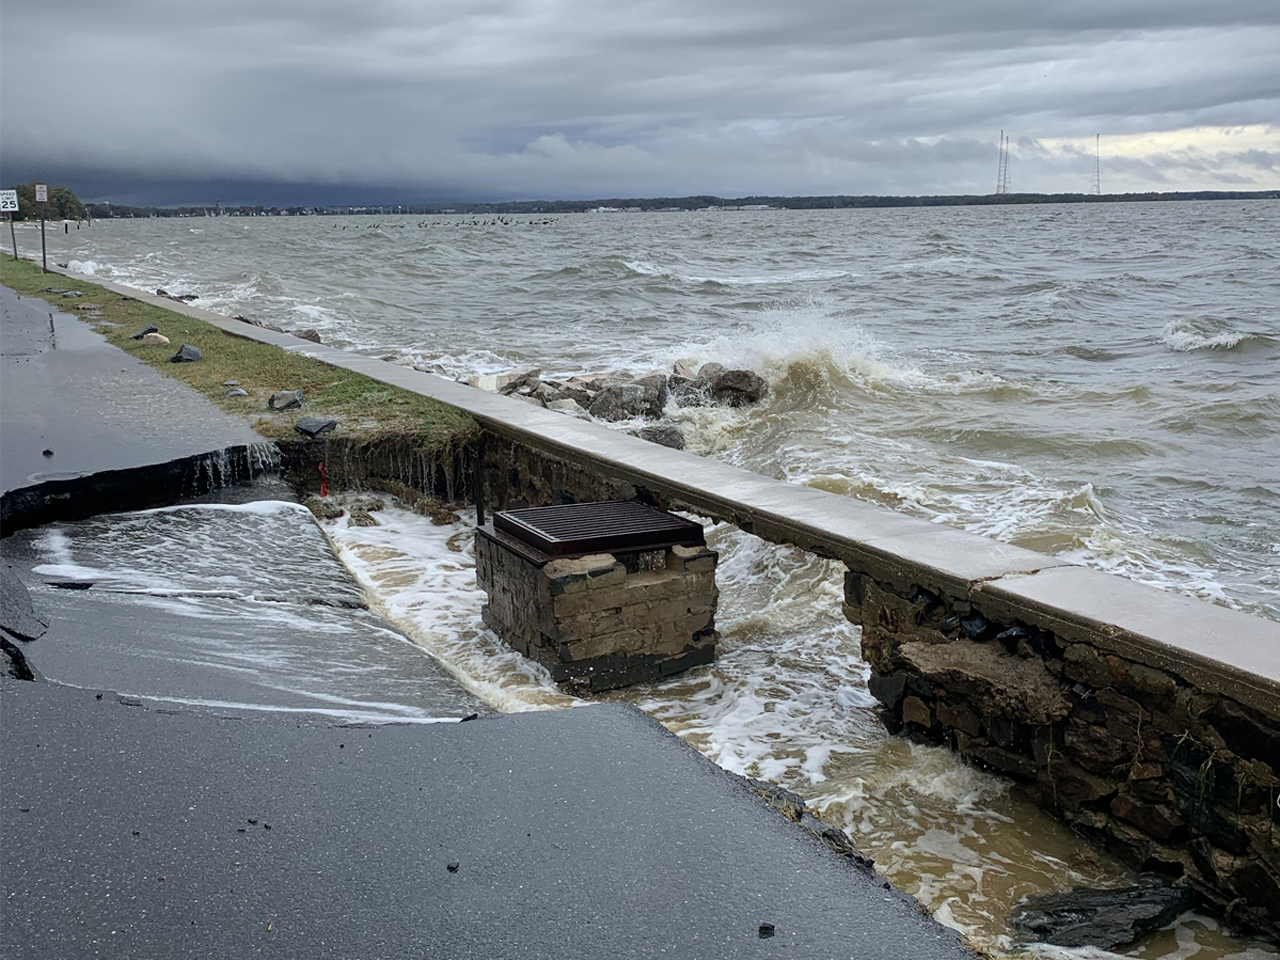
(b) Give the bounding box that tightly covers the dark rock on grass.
[128,324,159,340]
[1008,882,1196,950]
[1,567,49,642]
[293,417,337,439]
[269,390,304,411]
[711,369,767,407]
[168,344,202,363]
[630,425,685,450]
[225,388,249,398]
[223,380,240,386]
[62,291,83,298]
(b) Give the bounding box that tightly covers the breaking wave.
[1160,316,1267,352]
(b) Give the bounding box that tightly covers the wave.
[1160,315,1268,352]
[670,305,1027,404]
[623,260,850,286]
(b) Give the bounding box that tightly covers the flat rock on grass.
[269,390,304,411]
[294,417,337,438]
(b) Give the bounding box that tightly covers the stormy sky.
[2,0,1277,204]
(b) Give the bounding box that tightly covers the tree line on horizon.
[6,184,1275,220]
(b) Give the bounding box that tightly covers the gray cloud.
[2,0,1278,201]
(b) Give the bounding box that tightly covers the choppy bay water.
[19,202,1280,957]
[28,201,1280,620]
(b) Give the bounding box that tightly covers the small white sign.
[35,183,48,203]
[0,189,18,213]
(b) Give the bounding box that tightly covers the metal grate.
[493,501,704,558]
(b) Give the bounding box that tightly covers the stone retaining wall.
[845,569,1280,937]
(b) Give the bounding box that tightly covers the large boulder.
[696,362,725,383]
[469,369,538,393]
[545,398,591,419]
[633,373,670,418]
[711,369,767,407]
[588,382,647,421]
[630,425,685,450]
[497,369,543,395]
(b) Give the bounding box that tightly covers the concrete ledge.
[46,265,1280,708]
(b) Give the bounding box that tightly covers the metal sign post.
[35,183,48,272]
[0,189,18,260]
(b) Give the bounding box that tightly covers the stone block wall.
[478,435,651,512]
[476,527,719,694]
[845,569,1280,937]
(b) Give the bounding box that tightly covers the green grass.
[1,256,477,453]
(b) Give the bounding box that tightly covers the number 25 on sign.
[1,189,18,261]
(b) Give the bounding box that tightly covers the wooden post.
[8,214,16,261]
[40,210,47,273]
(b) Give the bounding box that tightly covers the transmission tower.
[1089,134,1101,195]
[995,132,1011,195]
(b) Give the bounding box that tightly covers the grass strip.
[1,257,477,455]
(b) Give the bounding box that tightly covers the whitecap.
[1160,315,1254,352]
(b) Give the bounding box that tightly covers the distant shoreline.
[80,189,1278,219]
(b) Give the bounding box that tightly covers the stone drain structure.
[475,503,719,694]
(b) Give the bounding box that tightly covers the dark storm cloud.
[2,0,1277,201]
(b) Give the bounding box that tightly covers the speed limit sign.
[35,184,48,202]
[0,189,17,213]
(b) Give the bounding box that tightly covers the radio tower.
[1089,134,1101,195]
[995,131,1011,195]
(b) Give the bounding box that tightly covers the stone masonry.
[845,569,1280,937]
[475,526,719,694]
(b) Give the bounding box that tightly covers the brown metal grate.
[493,501,704,558]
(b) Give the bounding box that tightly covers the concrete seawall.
[48,267,1280,933]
